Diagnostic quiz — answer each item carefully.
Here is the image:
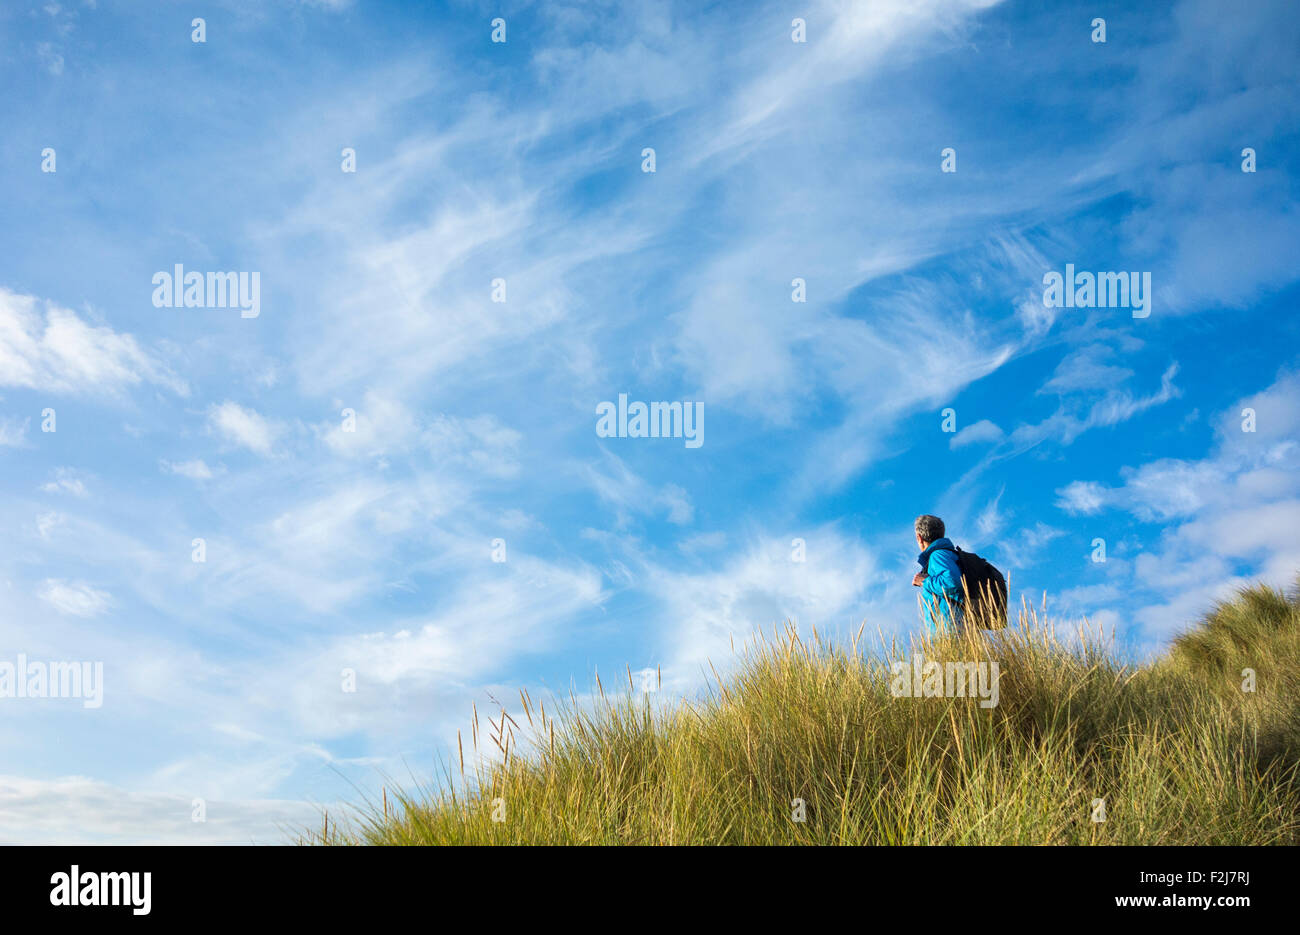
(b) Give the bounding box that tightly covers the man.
[911,514,965,635]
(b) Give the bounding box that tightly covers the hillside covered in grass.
[304,579,1300,845]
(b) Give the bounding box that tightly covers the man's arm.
[925,551,967,603]
[921,550,963,602]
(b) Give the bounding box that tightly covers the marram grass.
[300,578,1300,845]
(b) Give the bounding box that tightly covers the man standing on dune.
[911,514,965,635]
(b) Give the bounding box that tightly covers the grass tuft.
[299,577,1300,845]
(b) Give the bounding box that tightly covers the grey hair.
[914,514,945,544]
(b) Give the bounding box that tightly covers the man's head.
[914,514,945,549]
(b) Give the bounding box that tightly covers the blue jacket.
[917,537,964,633]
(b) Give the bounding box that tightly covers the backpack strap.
[926,543,965,574]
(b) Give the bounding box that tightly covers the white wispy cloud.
[208,402,280,456]
[1054,369,1300,645]
[1011,363,1181,450]
[0,775,319,845]
[38,579,111,617]
[1056,480,1108,516]
[160,459,216,480]
[35,42,64,76]
[1041,344,1136,394]
[36,511,63,539]
[0,289,186,397]
[646,528,881,684]
[951,419,1004,448]
[976,488,1006,538]
[0,415,29,447]
[1014,522,1066,565]
[584,452,695,527]
[38,467,88,497]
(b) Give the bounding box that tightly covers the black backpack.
[935,545,1008,629]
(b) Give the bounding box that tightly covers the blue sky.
[1,0,1298,843]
